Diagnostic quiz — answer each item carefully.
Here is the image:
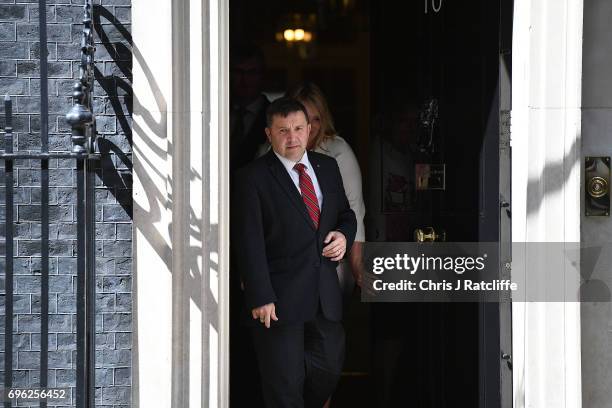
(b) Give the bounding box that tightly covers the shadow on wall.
[525,134,579,217]
[93,5,133,219]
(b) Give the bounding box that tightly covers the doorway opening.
[229,1,511,406]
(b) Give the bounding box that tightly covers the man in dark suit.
[230,43,270,173]
[232,98,357,408]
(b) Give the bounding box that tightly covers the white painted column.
[512,0,583,407]
[132,0,229,406]
[131,0,173,405]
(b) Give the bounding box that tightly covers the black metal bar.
[38,0,49,153]
[85,158,96,408]
[65,2,97,406]
[38,0,49,402]
[38,3,50,404]
[83,2,96,404]
[0,153,100,160]
[3,96,14,408]
[40,158,49,408]
[75,159,86,408]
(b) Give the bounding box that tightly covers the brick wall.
[0,1,132,406]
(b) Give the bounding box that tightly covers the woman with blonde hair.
[289,82,366,290]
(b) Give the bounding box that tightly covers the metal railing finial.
[3,95,12,153]
[66,0,96,154]
[66,83,93,153]
[4,94,11,132]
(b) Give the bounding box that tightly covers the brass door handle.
[585,156,611,216]
[414,227,446,242]
[588,176,609,198]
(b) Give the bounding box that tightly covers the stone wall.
[0,0,132,406]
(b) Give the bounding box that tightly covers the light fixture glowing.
[279,28,313,43]
[283,29,295,41]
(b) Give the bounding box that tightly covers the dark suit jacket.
[230,97,270,174]
[231,150,357,326]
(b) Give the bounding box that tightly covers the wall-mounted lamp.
[281,28,313,42]
[276,13,317,50]
[276,28,314,44]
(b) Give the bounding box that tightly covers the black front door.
[364,0,512,406]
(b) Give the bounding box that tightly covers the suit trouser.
[250,310,345,408]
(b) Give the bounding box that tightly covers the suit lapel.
[265,151,317,231]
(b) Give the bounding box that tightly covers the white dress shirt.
[273,151,323,209]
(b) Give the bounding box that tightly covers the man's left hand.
[322,231,347,261]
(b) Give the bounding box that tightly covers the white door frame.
[132,0,230,406]
[132,0,586,407]
[511,0,583,407]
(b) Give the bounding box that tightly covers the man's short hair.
[230,42,265,69]
[265,97,310,127]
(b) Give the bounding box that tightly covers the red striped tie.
[294,163,320,228]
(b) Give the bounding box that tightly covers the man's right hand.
[252,303,278,328]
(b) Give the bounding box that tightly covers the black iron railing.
[1,1,98,407]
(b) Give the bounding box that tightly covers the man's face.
[265,111,311,162]
[230,58,264,103]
